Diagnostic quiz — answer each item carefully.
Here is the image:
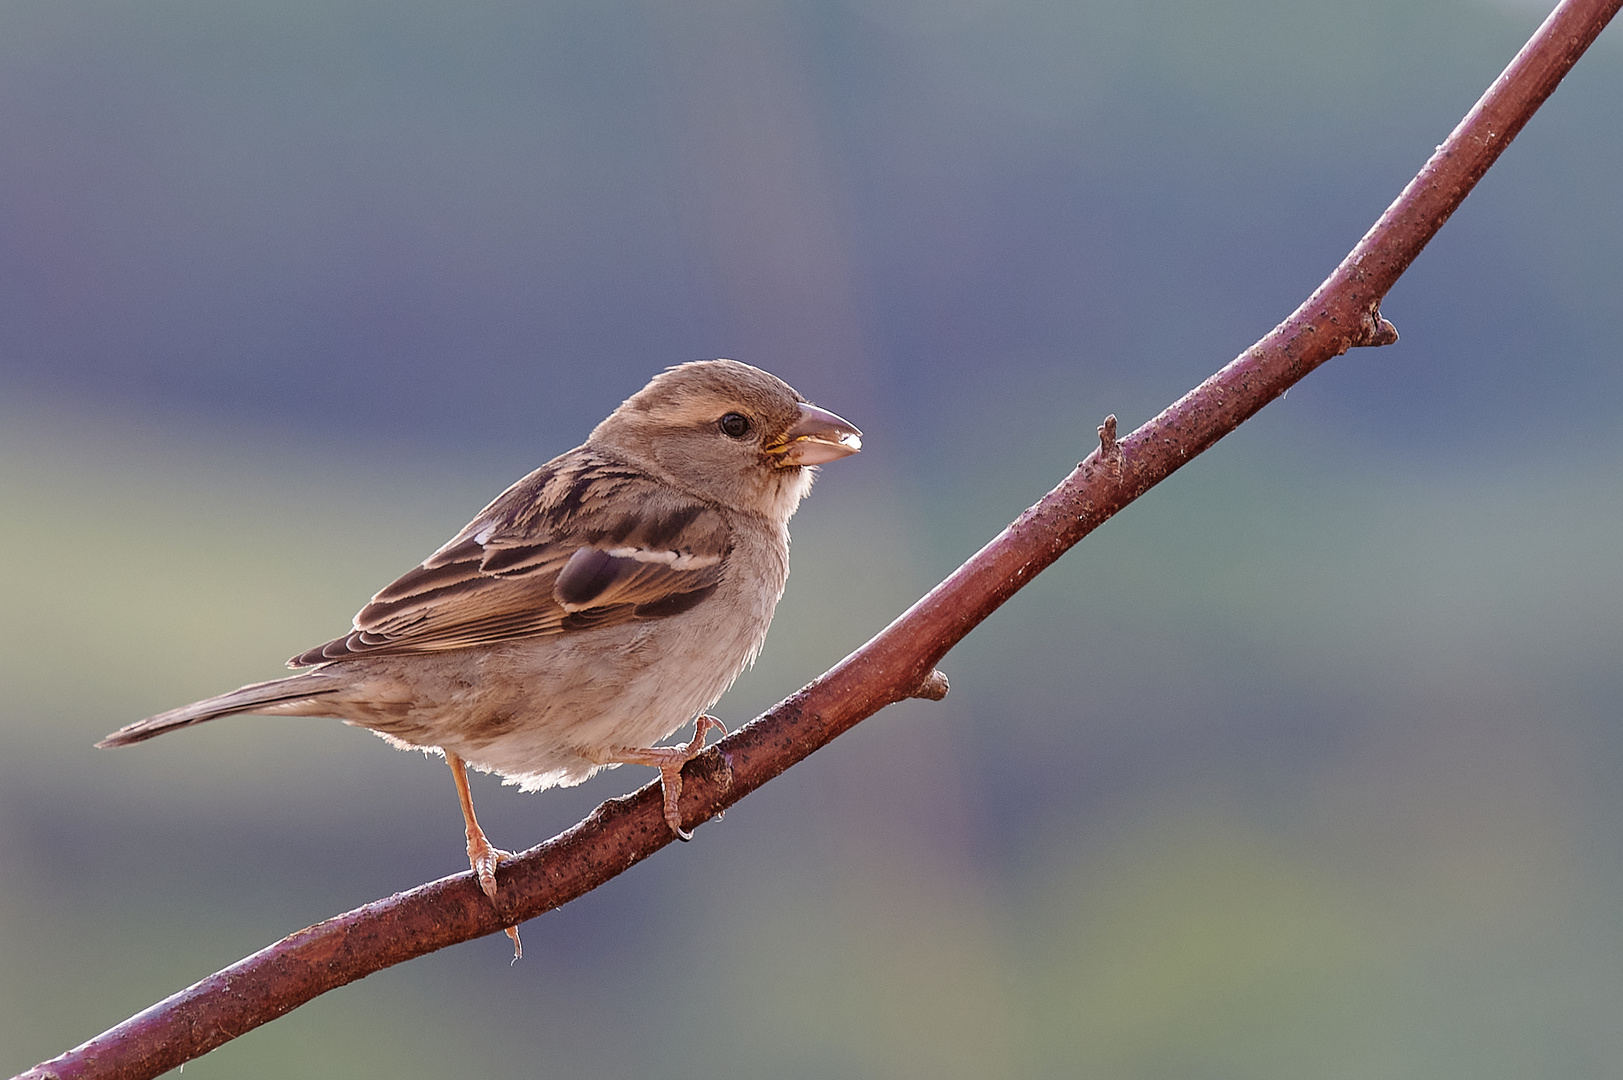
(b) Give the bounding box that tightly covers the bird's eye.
[718,412,751,438]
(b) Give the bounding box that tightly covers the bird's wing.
[289,453,730,665]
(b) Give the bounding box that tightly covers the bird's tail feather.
[97,672,345,748]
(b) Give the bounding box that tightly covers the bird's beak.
[768,403,863,466]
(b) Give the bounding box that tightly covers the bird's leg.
[445,749,522,957]
[606,715,727,841]
[446,749,509,897]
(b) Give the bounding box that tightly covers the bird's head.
[590,359,861,522]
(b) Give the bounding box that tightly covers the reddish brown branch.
[20,1,1621,1076]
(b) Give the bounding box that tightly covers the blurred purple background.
[4,1,1622,1075]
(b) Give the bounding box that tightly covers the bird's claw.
[467,839,515,900]
[611,714,729,839]
[465,839,522,958]
[666,714,726,838]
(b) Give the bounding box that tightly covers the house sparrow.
[99,360,861,949]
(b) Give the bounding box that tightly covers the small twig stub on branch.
[1097,415,1123,479]
[911,669,951,701]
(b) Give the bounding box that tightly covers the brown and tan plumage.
[292,453,734,663]
[98,360,861,952]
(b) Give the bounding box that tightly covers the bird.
[99,359,861,952]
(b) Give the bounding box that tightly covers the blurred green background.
[4,0,1622,1075]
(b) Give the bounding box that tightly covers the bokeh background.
[4,0,1622,1075]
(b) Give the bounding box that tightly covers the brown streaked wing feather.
[288,451,732,666]
[555,548,724,611]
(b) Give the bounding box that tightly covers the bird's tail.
[97,671,347,748]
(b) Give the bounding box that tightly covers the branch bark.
[21,0,1621,1076]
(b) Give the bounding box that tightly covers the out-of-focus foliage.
[3,0,1621,1075]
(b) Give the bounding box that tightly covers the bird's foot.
[611,715,727,840]
[465,833,522,958]
[466,834,516,900]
